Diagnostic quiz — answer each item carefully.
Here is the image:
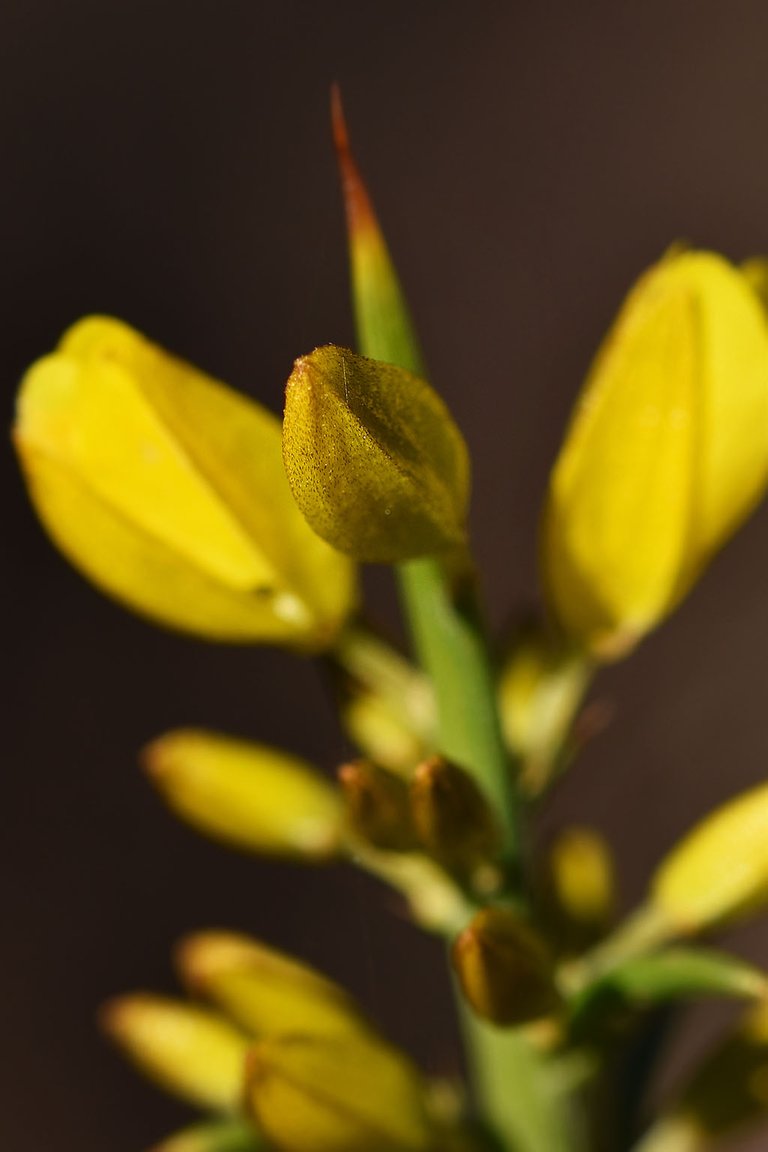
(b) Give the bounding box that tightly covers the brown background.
[5,2,768,1148]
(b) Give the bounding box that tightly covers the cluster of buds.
[102,931,440,1152]
[14,91,768,1152]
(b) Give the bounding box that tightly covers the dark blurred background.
[5,2,768,1148]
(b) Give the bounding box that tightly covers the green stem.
[396,556,520,870]
[459,1006,587,1152]
[397,555,585,1152]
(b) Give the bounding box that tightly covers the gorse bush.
[13,90,768,1152]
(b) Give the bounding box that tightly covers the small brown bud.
[410,757,502,893]
[452,907,562,1026]
[339,760,418,852]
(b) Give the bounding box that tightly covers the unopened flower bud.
[410,757,502,894]
[340,688,431,775]
[283,346,469,563]
[542,251,768,660]
[177,930,365,1038]
[14,316,355,649]
[245,1031,433,1152]
[540,827,615,955]
[452,907,562,1027]
[100,994,247,1112]
[498,622,593,795]
[652,780,768,934]
[143,729,343,861]
[339,760,418,852]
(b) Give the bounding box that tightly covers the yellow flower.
[652,779,768,934]
[542,250,768,660]
[14,316,356,649]
[143,728,344,861]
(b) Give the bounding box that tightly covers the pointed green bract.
[331,85,426,376]
[283,346,469,563]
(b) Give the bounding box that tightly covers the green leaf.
[283,346,469,563]
[568,947,766,1040]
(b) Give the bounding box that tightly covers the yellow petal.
[652,780,768,933]
[283,346,469,563]
[542,251,768,659]
[143,728,343,861]
[100,994,248,1111]
[14,316,356,648]
[177,930,367,1038]
[245,1032,433,1152]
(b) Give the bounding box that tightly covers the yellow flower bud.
[283,346,469,563]
[542,251,768,660]
[497,622,592,794]
[177,930,366,1038]
[143,729,343,861]
[652,780,768,933]
[340,688,432,775]
[245,1031,433,1152]
[100,994,248,1112]
[14,316,355,649]
[546,826,615,932]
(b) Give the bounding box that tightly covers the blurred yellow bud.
[14,316,355,649]
[497,622,592,794]
[340,689,432,775]
[245,1031,433,1152]
[652,780,768,934]
[143,729,343,861]
[283,346,470,563]
[177,930,365,1038]
[339,760,419,852]
[100,994,248,1112]
[542,251,768,660]
[452,907,562,1027]
[542,827,615,954]
[151,1121,260,1152]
